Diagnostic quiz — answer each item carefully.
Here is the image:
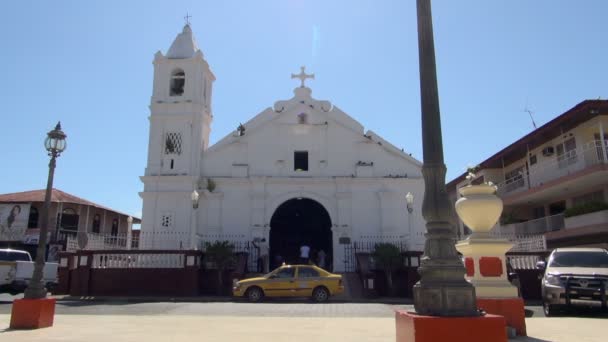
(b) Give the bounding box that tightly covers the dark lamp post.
[24,122,67,299]
[413,0,478,316]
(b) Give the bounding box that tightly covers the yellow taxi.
[233,264,343,302]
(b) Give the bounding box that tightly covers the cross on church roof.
[291,66,315,88]
[184,13,192,26]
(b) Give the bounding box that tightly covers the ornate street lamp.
[191,190,200,209]
[413,0,478,316]
[406,192,414,213]
[24,122,67,299]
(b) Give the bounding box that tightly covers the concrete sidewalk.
[1,314,606,342]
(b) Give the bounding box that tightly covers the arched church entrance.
[269,198,333,271]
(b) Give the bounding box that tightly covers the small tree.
[372,243,402,296]
[205,241,235,295]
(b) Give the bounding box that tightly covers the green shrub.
[205,241,235,295]
[564,201,608,218]
[372,243,402,296]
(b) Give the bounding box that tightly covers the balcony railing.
[496,213,565,235]
[497,139,608,196]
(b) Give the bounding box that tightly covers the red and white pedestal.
[10,298,56,329]
[395,310,507,342]
[456,238,526,336]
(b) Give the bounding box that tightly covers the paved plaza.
[1,295,607,341]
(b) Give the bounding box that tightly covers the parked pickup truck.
[537,247,608,316]
[0,249,58,294]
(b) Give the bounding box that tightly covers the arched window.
[27,207,39,228]
[60,208,79,231]
[170,69,185,96]
[111,219,119,236]
[92,214,101,234]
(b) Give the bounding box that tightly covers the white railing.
[90,252,185,269]
[497,139,607,196]
[66,231,193,252]
[496,213,565,235]
[487,231,547,252]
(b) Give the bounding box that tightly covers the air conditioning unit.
[542,146,555,157]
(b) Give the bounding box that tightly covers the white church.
[140,24,426,272]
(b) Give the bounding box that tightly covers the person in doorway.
[253,238,269,273]
[299,242,310,264]
[317,249,327,269]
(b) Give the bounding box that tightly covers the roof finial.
[184,12,192,26]
[291,66,315,88]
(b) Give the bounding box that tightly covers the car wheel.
[543,301,559,317]
[312,287,329,303]
[246,287,264,303]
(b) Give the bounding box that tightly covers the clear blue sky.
[1,0,606,218]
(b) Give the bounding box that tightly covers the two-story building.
[448,100,608,250]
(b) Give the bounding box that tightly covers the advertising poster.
[0,203,31,241]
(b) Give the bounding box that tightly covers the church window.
[165,132,182,155]
[297,113,308,124]
[161,213,174,228]
[27,207,39,228]
[170,69,186,96]
[92,214,101,233]
[294,151,308,171]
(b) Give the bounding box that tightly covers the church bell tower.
[145,23,214,177]
[140,23,215,243]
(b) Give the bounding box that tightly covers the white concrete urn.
[455,184,503,236]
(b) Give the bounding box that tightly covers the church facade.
[140,25,426,272]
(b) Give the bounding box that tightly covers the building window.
[165,132,182,155]
[529,154,537,165]
[504,166,525,192]
[170,69,185,96]
[60,208,79,231]
[532,206,545,219]
[572,191,605,207]
[92,214,101,233]
[161,213,174,228]
[111,219,118,236]
[297,113,308,124]
[27,207,39,228]
[557,137,577,168]
[294,151,308,171]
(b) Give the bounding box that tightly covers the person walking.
[299,243,310,264]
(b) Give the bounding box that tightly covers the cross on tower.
[184,13,192,26]
[291,66,315,88]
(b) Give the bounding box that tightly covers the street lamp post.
[412,0,478,316]
[190,190,199,249]
[24,122,67,300]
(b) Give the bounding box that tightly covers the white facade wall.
[140,25,427,271]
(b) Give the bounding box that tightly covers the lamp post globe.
[44,122,67,154]
[23,122,67,299]
[191,190,200,209]
[406,192,414,213]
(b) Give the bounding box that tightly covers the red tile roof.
[0,188,141,223]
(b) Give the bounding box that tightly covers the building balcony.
[496,140,608,201]
[496,213,565,235]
